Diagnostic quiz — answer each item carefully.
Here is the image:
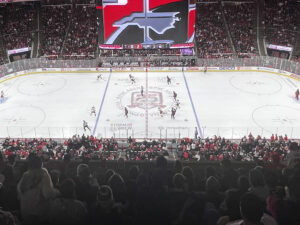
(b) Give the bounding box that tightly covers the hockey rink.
[0,70,300,139]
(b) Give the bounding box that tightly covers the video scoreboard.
[96,0,195,49]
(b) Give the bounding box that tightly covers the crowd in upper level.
[62,5,97,59]
[0,0,300,64]
[264,0,300,47]
[195,3,232,58]
[223,3,256,55]
[0,4,36,52]
[39,5,72,57]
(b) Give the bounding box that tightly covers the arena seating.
[291,55,300,63]
[1,1,300,64]
[1,4,37,51]
[223,3,257,55]
[62,5,97,59]
[195,3,232,58]
[264,0,300,47]
[0,133,293,162]
[39,5,72,58]
[1,2,300,225]
[0,134,299,225]
[0,55,7,65]
[43,0,72,5]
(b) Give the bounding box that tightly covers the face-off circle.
[252,105,300,134]
[17,76,67,96]
[229,74,282,95]
[0,106,46,136]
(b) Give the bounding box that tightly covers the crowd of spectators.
[1,1,300,63]
[39,6,72,57]
[100,57,195,67]
[0,52,7,65]
[0,4,37,51]
[99,49,182,58]
[223,3,257,54]
[4,34,34,50]
[0,133,299,164]
[43,0,72,5]
[0,137,300,225]
[195,3,232,58]
[291,55,300,63]
[264,0,300,47]
[62,5,97,59]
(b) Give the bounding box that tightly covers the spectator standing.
[17,153,59,225]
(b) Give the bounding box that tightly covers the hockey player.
[141,85,144,96]
[204,66,207,73]
[159,108,164,117]
[97,74,103,80]
[83,120,91,132]
[167,75,171,85]
[0,91,4,102]
[0,91,4,99]
[175,99,180,109]
[129,74,135,84]
[90,106,96,116]
[125,107,129,118]
[171,107,176,119]
[194,127,198,139]
[296,89,299,101]
[173,91,177,101]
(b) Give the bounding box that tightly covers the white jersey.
[90,107,96,116]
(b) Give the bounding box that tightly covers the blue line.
[93,69,112,136]
[181,67,203,138]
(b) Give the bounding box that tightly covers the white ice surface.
[0,70,299,139]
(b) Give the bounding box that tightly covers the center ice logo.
[128,91,166,110]
[116,86,173,117]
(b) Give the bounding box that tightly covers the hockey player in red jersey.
[158,108,164,117]
[296,89,299,101]
[125,107,129,118]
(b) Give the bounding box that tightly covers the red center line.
[145,67,149,139]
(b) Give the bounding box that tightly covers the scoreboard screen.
[97,0,195,49]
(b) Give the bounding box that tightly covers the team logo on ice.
[116,86,173,118]
[102,0,192,45]
[128,91,166,109]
